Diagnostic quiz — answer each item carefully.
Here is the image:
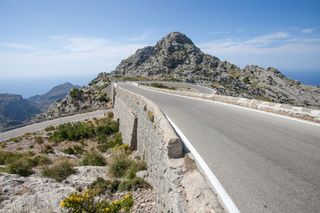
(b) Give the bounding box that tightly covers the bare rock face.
[0,173,76,213]
[112,32,320,108]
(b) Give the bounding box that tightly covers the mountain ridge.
[112,32,320,108]
[28,82,80,112]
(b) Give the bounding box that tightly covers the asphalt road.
[0,110,109,142]
[119,83,320,213]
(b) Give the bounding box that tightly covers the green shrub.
[89,177,120,194]
[42,144,54,154]
[0,151,50,176]
[6,159,34,176]
[0,151,31,165]
[33,155,51,166]
[41,160,76,182]
[45,126,55,132]
[0,143,6,149]
[108,151,132,178]
[50,122,95,142]
[95,118,119,136]
[118,177,149,192]
[243,76,251,84]
[11,137,22,143]
[125,160,147,179]
[80,151,106,166]
[69,88,83,100]
[63,145,84,155]
[97,133,123,152]
[228,69,241,78]
[35,136,44,144]
[98,95,110,102]
[149,83,175,90]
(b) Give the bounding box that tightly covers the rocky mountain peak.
[155,32,195,51]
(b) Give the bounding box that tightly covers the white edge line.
[136,84,320,127]
[165,115,240,213]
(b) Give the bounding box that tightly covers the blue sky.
[1,0,320,96]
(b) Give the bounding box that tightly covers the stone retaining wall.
[140,85,320,123]
[112,83,224,213]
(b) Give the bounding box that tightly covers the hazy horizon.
[1,69,320,98]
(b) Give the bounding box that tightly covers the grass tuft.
[80,151,106,166]
[41,159,76,182]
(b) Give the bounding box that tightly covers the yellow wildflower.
[103,207,111,213]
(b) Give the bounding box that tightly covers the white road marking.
[166,115,240,213]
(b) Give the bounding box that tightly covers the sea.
[0,71,319,98]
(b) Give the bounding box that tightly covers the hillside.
[0,83,79,130]
[112,32,320,108]
[28,82,79,112]
[35,73,112,120]
[0,94,40,130]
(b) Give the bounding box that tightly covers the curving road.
[137,81,216,94]
[0,110,109,142]
[119,83,320,213]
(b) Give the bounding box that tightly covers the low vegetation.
[50,122,95,142]
[44,125,55,132]
[108,145,146,179]
[149,82,176,90]
[1,115,151,211]
[80,150,106,166]
[89,177,120,194]
[147,110,154,122]
[118,177,149,192]
[97,132,122,152]
[60,189,133,213]
[63,145,84,155]
[41,159,76,182]
[69,88,83,100]
[0,151,51,176]
[49,117,118,142]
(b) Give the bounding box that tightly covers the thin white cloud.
[198,31,320,71]
[1,42,40,50]
[301,28,315,34]
[0,36,149,79]
[244,32,289,46]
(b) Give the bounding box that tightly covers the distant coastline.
[1,71,319,98]
[0,74,95,98]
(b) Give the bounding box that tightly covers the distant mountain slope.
[0,94,40,130]
[28,82,79,111]
[35,73,112,120]
[0,82,79,130]
[112,32,320,108]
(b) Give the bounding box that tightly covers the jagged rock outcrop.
[35,73,112,120]
[112,32,320,108]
